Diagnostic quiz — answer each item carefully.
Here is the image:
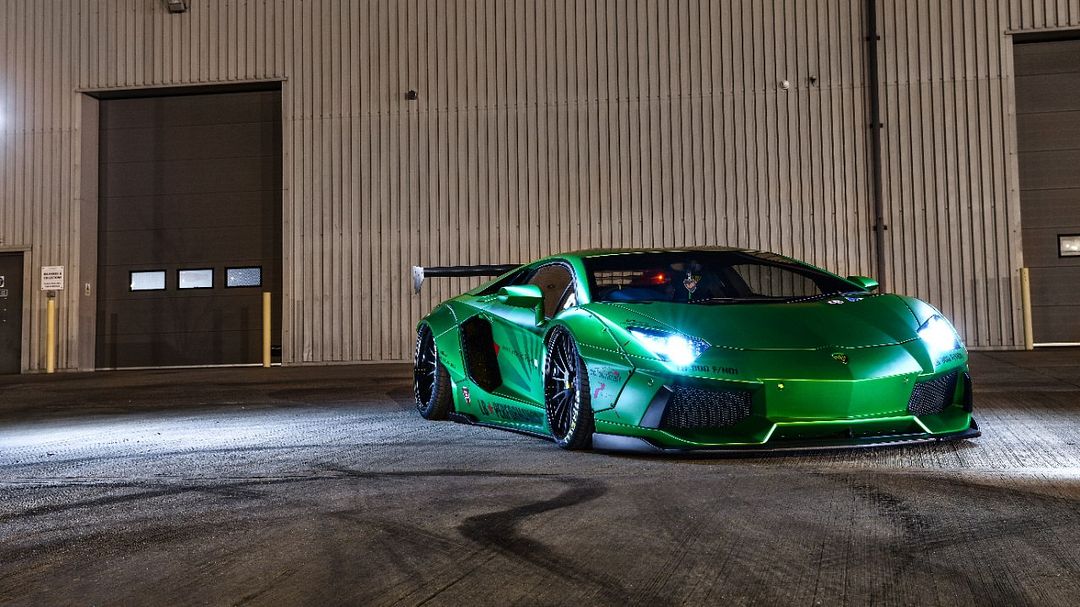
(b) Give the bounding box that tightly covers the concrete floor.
[0,352,1078,606]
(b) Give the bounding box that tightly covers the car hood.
[591,294,920,350]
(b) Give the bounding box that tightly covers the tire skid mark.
[0,518,243,589]
[0,477,302,523]
[456,476,649,602]
[0,468,558,525]
[324,467,648,602]
[321,467,647,604]
[3,467,630,602]
[0,437,441,470]
[325,510,478,597]
[837,472,1048,606]
[1,469,542,605]
[233,566,300,607]
[840,471,1076,555]
[408,553,499,607]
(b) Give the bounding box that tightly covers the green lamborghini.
[411,248,979,452]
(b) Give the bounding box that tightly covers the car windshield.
[585,251,861,304]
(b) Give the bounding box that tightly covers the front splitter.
[591,419,981,454]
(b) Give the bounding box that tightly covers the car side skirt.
[447,411,555,442]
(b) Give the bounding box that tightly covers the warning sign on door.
[41,266,64,291]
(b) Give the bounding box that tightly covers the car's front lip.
[592,418,981,454]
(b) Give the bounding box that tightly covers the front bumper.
[590,354,977,451]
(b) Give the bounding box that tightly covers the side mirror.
[847,275,879,292]
[498,284,544,309]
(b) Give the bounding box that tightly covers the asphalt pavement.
[1,352,1078,606]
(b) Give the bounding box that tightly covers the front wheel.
[414,324,452,419]
[543,327,593,450]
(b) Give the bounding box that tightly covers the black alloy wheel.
[414,324,451,419]
[543,327,593,449]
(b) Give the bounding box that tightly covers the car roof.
[554,246,755,260]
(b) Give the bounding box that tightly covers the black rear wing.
[411,264,520,294]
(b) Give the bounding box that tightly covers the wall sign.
[41,266,64,291]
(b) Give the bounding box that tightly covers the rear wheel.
[543,327,593,450]
[414,324,452,419]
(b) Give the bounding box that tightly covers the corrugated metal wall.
[876,0,1080,349]
[0,0,1073,369]
[283,0,874,363]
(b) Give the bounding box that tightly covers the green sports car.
[411,248,979,452]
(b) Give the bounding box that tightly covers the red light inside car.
[630,270,668,286]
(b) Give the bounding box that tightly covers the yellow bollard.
[262,292,271,368]
[1020,267,1034,351]
[45,297,56,373]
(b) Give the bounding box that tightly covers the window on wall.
[226,267,262,288]
[1060,235,1080,258]
[130,270,166,291]
[178,269,214,289]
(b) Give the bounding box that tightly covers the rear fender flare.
[417,304,469,382]
[419,303,459,338]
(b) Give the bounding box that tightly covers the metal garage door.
[1015,39,1080,345]
[0,253,23,374]
[96,89,282,368]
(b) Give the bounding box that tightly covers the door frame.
[0,247,31,373]
[1011,33,1080,346]
[83,80,284,368]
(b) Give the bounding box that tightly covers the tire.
[543,327,593,450]
[414,324,452,420]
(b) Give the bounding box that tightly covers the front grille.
[660,385,753,429]
[907,372,958,417]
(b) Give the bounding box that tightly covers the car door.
[484,262,578,407]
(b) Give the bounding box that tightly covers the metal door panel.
[1016,39,1080,344]
[0,253,24,374]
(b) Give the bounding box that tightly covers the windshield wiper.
[784,291,864,304]
[688,296,784,305]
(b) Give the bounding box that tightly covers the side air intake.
[659,385,753,429]
[907,372,958,417]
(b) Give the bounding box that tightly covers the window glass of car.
[478,267,530,295]
[729,263,823,299]
[527,264,575,318]
[585,251,860,304]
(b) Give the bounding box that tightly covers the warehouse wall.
[0,0,1072,369]
[875,0,1080,348]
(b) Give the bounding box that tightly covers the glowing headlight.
[628,327,709,365]
[918,315,961,362]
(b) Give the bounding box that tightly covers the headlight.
[918,315,961,362]
[628,327,709,365]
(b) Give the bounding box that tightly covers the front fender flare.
[545,309,635,412]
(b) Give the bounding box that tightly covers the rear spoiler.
[412,264,520,293]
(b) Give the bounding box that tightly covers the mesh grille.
[907,372,958,416]
[660,385,753,429]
